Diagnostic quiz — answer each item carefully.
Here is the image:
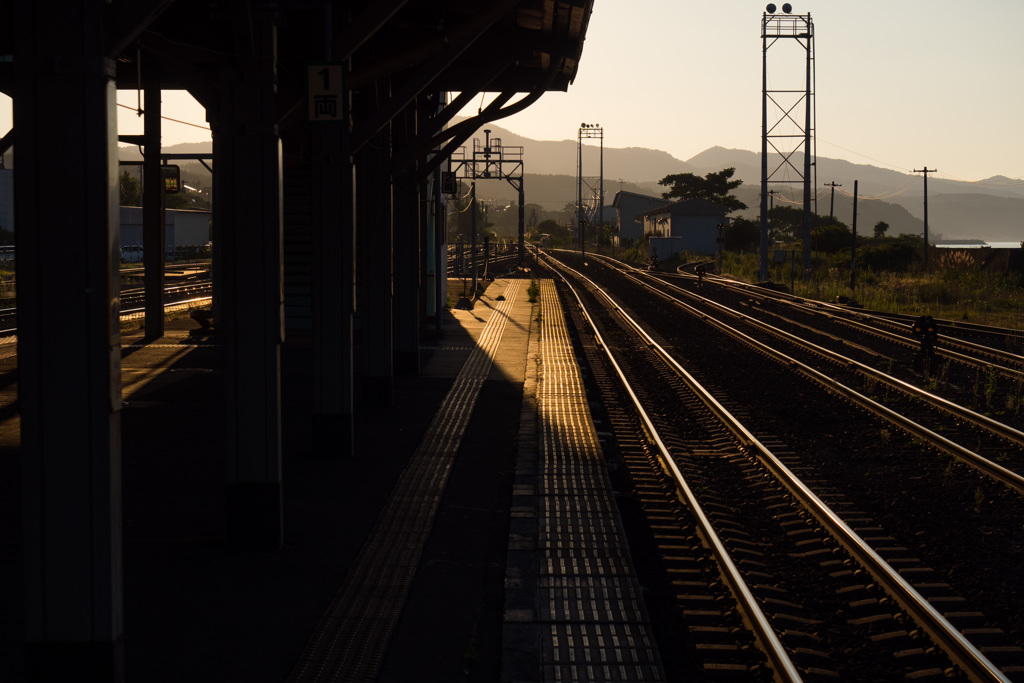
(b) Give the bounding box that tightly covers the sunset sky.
[3,1,1021,182]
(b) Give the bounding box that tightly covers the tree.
[119,169,140,207]
[766,205,803,244]
[873,221,890,239]
[860,242,917,271]
[724,217,759,252]
[657,167,747,213]
[813,222,852,252]
[165,191,195,210]
[447,182,488,241]
[533,218,573,247]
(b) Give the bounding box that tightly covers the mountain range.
[449,120,1024,244]
[116,123,1024,244]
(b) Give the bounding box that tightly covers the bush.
[858,242,917,272]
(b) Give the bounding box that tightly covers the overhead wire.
[449,182,477,212]
[833,177,917,201]
[116,102,210,131]
[816,137,912,174]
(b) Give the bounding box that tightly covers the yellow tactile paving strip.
[289,281,522,683]
[503,280,664,682]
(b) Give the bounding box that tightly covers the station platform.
[0,276,665,682]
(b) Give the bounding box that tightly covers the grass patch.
[527,277,540,303]
[598,244,1024,330]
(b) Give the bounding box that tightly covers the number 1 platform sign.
[307,64,348,123]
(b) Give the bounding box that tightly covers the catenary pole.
[577,126,584,259]
[471,181,477,295]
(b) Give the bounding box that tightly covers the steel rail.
[545,257,804,683]
[798,304,1024,378]
[624,266,1024,496]
[800,295,1024,340]
[638,270,1024,450]
[544,251,1012,683]
[0,295,214,337]
[120,295,212,318]
[0,278,211,318]
[670,265,1024,376]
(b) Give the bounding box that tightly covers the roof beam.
[335,0,413,61]
[104,0,177,58]
[351,0,519,154]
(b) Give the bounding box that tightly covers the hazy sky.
[2,1,1021,182]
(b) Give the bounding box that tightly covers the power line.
[116,102,210,131]
[817,137,912,174]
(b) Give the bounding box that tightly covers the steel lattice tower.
[760,4,815,282]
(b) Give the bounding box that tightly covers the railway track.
[674,268,1024,381]
[0,278,213,334]
[538,249,1024,681]
[447,242,520,278]
[612,263,1024,495]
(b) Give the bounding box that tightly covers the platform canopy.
[0,1,592,99]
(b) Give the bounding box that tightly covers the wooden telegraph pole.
[850,180,858,291]
[914,167,936,269]
[824,181,841,224]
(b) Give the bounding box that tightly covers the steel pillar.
[393,100,421,376]
[518,182,525,266]
[213,16,284,549]
[432,169,446,334]
[143,78,165,339]
[15,3,124,679]
[356,89,394,407]
[311,120,356,454]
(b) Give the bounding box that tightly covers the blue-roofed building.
[612,190,668,245]
[642,198,729,258]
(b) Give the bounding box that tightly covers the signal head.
[766,3,777,12]
[782,3,792,12]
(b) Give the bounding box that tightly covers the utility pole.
[823,181,841,258]
[914,167,936,269]
[850,180,858,291]
[716,222,725,274]
[824,181,841,224]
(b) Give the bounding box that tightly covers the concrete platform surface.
[0,275,663,682]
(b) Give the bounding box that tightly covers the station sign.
[307,64,348,123]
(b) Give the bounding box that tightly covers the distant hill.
[446,120,694,182]
[114,126,1024,243]
[463,174,662,211]
[118,142,213,159]
[455,123,1023,243]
